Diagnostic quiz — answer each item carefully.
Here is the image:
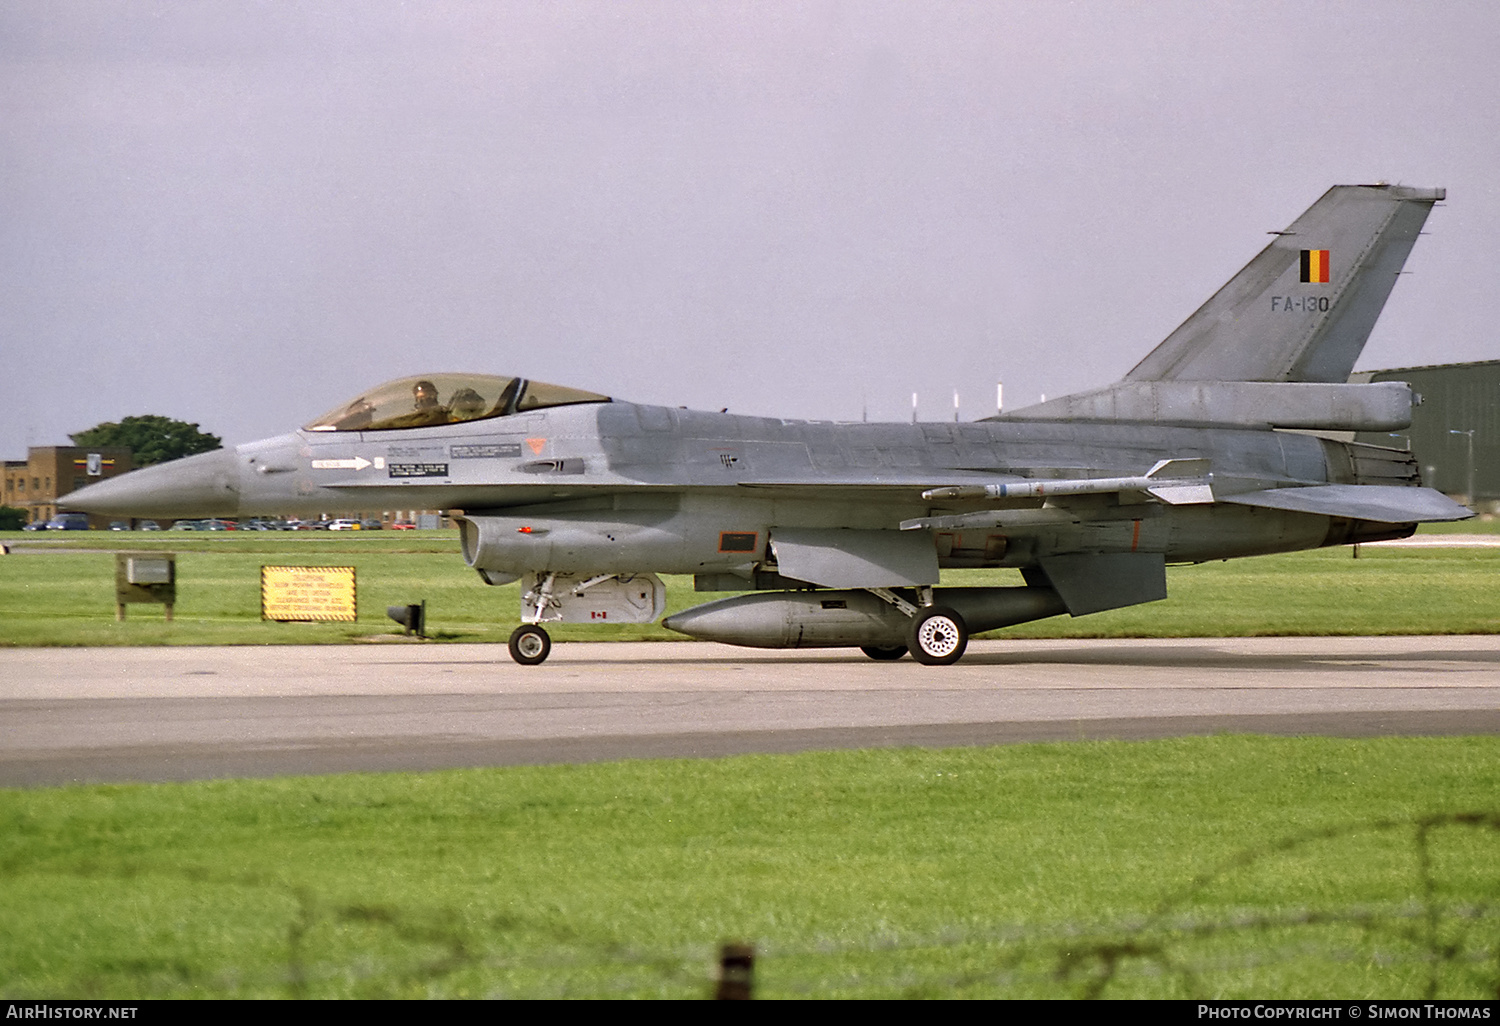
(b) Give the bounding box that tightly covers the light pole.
[1449,429,1476,503]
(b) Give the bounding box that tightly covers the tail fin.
[1001,185,1443,430]
[1126,184,1443,383]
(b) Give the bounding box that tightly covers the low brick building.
[3,446,134,527]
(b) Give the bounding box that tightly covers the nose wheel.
[508,624,552,665]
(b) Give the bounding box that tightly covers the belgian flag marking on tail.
[1300,249,1330,283]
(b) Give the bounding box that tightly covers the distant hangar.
[1354,360,1498,506]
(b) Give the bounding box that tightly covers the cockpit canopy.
[303,374,611,432]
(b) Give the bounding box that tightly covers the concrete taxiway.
[2,636,1499,786]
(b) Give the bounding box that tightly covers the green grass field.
[2,527,1498,646]
[4,527,1497,999]
[2,736,1497,998]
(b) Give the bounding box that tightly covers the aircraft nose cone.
[63,447,241,518]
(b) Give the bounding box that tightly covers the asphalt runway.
[3,635,1499,786]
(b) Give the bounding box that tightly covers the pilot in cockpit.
[448,387,487,422]
[304,373,609,432]
[412,380,441,412]
[374,379,450,429]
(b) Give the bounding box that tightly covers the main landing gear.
[864,588,970,666]
[907,605,968,666]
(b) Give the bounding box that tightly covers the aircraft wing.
[742,471,1471,527]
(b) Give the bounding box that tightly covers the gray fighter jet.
[66,184,1471,665]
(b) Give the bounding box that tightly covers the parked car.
[390,520,416,530]
[138,520,161,531]
[109,521,130,531]
[359,519,384,530]
[22,520,47,531]
[199,519,234,531]
[46,513,90,530]
[326,518,362,531]
[168,520,202,531]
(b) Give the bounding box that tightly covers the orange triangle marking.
[526,438,546,455]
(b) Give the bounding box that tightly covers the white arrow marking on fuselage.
[310,457,372,471]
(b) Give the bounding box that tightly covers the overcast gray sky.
[3,0,1497,455]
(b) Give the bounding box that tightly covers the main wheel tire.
[859,644,909,661]
[907,606,968,666]
[508,624,552,665]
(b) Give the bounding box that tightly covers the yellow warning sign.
[261,565,357,622]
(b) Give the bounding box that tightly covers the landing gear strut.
[863,587,968,666]
[508,572,560,665]
[508,623,551,665]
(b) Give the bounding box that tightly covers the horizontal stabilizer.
[1222,485,1473,523]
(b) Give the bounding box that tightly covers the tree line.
[69,414,222,467]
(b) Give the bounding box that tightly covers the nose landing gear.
[508,623,552,665]
[504,571,669,665]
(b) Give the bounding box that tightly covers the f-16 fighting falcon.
[66,185,1471,665]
